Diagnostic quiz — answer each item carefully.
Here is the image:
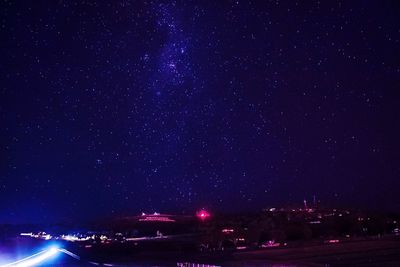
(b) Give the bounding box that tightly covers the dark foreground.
[1,236,400,266]
[230,237,400,266]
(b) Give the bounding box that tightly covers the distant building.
[138,212,176,222]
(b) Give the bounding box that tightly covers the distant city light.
[139,215,175,222]
[19,232,51,240]
[324,239,340,244]
[19,233,32,236]
[61,234,90,242]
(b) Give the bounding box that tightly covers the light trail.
[0,247,58,267]
[0,250,49,267]
[1,247,121,267]
[57,249,80,260]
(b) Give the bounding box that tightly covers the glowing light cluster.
[20,232,51,240]
[61,234,90,242]
[324,239,340,244]
[196,209,210,221]
[139,216,175,222]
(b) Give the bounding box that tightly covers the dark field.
[1,236,400,266]
[230,237,400,266]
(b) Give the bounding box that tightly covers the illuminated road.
[0,247,83,267]
[0,246,221,267]
[0,247,127,267]
[0,247,60,267]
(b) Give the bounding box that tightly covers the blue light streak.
[0,247,59,267]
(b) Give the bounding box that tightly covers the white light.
[16,248,58,267]
[61,235,89,242]
[43,234,52,240]
[1,247,59,267]
[19,233,32,237]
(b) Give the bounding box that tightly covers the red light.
[196,209,210,220]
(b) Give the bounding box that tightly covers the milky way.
[0,1,399,223]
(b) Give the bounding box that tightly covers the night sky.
[1,1,400,224]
